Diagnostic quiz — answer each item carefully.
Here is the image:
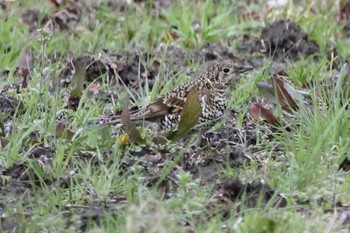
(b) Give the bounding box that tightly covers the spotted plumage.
[107,62,253,131]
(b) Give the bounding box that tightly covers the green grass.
[1,0,350,232]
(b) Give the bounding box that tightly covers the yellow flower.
[118,134,129,145]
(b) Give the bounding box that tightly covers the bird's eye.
[223,67,230,74]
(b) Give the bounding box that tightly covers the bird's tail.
[88,107,149,126]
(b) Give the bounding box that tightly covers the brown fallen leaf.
[250,102,281,127]
[257,77,305,112]
[18,50,34,88]
[273,78,298,112]
[49,0,60,7]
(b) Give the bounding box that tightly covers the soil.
[240,19,319,62]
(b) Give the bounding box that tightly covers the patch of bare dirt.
[0,94,22,119]
[240,19,319,62]
[260,19,319,61]
[207,177,287,216]
[339,157,350,171]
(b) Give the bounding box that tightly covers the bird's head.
[210,62,254,87]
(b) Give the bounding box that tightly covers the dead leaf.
[273,78,299,112]
[256,78,306,112]
[18,50,34,88]
[49,0,60,7]
[250,102,281,127]
[167,90,201,142]
[279,78,310,102]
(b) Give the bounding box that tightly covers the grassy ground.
[1,0,350,232]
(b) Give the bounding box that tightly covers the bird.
[104,62,253,131]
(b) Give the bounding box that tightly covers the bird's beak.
[234,65,254,73]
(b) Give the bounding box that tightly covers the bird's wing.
[129,79,207,121]
[129,96,184,121]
